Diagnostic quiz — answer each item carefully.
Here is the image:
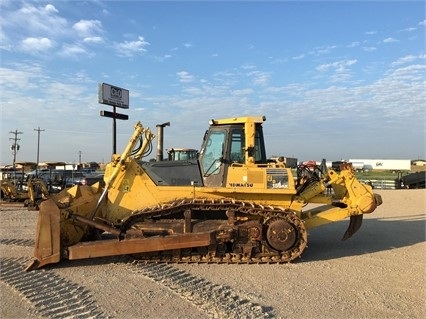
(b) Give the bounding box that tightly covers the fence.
[359,179,397,190]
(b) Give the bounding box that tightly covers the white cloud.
[231,88,254,96]
[390,64,426,83]
[0,64,45,90]
[83,36,104,44]
[316,59,357,72]
[311,45,337,56]
[1,2,424,162]
[241,64,256,70]
[315,59,358,84]
[0,29,12,51]
[114,36,150,57]
[44,4,58,14]
[1,3,105,56]
[177,71,194,83]
[383,37,399,43]
[212,71,238,86]
[247,70,270,86]
[401,27,416,32]
[292,54,305,60]
[13,3,68,37]
[73,20,103,38]
[391,55,418,67]
[347,41,360,48]
[368,64,426,120]
[153,54,173,62]
[20,37,54,52]
[270,57,287,64]
[362,46,377,52]
[59,44,89,58]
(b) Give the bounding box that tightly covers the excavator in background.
[27,115,382,270]
[1,162,68,210]
[1,181,31,202]
[1,177,52,210]
[1,161,36,203]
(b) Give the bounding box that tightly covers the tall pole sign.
[98,83,129,154]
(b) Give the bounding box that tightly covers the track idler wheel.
[266,218,297,251]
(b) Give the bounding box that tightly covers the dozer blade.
[342,214,363,241]
[26,199,61,271]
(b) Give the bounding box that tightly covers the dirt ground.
[1,189,425,319]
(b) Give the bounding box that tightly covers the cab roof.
[209,115,266,126]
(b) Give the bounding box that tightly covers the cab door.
[199,128,228,187]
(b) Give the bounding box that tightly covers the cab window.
[201,130,226,175]
[230,129,244,163]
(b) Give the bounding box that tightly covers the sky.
[1,0,425,166]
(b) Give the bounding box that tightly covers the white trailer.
[349,159,411,171]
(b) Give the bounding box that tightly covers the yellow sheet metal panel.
[209,115,265,125]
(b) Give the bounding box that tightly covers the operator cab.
[141,116,269,188]
[199,116,267,187]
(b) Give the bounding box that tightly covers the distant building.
[349,159,411,171]
[412,160,426,167]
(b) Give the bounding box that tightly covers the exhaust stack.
[156,122,170,161]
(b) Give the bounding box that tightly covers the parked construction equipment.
[27,115,382,270]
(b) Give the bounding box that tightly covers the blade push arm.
[292,163,382,238]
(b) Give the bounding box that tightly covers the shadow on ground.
[33,214,426,270]
[301,213,426,262]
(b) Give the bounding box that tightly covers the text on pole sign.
[98,83,129,109]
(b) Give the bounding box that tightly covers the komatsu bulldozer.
[27,116,382,270]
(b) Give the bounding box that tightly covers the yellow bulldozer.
[1,161,69,210]
[27,115,382,270]
[1,177,50,211]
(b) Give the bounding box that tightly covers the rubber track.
[125,260,275,319]
[0,257,109,319]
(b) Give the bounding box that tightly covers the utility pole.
[79,150,82,171]
[9,130,23,183]
[34,127,45,177]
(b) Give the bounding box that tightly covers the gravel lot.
[1,189,425,319]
